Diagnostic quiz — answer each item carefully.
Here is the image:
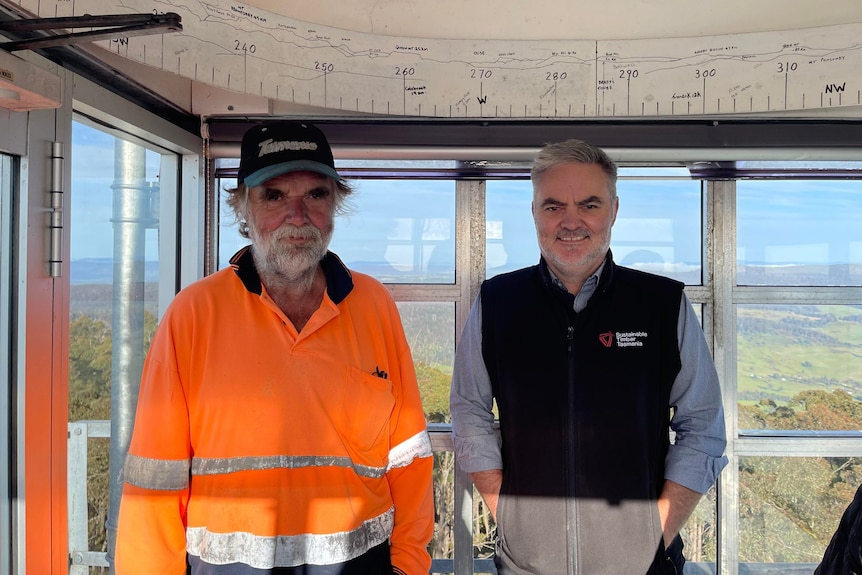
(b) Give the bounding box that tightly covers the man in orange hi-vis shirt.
[115,121,434,575]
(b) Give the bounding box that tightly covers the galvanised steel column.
[105,139,153,572]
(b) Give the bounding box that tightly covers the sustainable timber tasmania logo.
[599,330,648,348]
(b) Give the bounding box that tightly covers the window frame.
[0,152,15,575]
[204,144,862,574]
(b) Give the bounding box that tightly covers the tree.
[738,389,862,564]
[68,310,157,567]
[415,362,497,564]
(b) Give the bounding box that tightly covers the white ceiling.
[96,0,862,121]
[247,0,862,41]
[8,0,862,122]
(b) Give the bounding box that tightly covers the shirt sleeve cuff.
[665,443,729,494]
[452,432,503,474]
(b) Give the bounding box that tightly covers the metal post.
[105,139,154,571]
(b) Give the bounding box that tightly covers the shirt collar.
[540,253,611,313]
[542,256,607,297]
[228,245,354,304]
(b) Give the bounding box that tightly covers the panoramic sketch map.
[12,0,862,118]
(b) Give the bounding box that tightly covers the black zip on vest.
[565,320,577,575]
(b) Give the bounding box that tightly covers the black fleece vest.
[481,259,684,574]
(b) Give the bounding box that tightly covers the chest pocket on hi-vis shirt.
[337,365,396,459]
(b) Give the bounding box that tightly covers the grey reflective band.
[192,454,386,478]
[124,435,432,492]
[123,454,190,491]
[387,430,433,472]
[186,507,395,568]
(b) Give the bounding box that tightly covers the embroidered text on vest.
[616,331,648,347]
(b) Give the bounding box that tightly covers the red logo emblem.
[599,332,614,348]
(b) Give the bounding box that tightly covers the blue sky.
[70,122,862,279]
[70,122,162,262]
[738,180,862,265]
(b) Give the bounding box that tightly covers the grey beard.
[250,224,332,289]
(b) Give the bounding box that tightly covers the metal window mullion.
[734,286,862,304]
[735,436,862,457]
[157,153,180,318]
[683,285,712,306]
[0,154,14,575]
[453,179,485,575]
[67,422,89,574]
[68,421,110,571]
[458,180,486,332]
[710,179,739,575]
[386,285,462,301]
[203,156,219,278]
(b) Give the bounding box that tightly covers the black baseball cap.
[237,121,340,187]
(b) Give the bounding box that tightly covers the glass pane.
[738,304,862,431]
[693,302,703,326]
[681,485,718,565]
[429,463,497,569]
[68,120,174,565]
[485,177,703,284]
[331,180,456,283]
[396,302,454,423]
[430,451,455,563]
[739,456,860,566]
[216,177,250,269]
[485,181,540,277]
[472,484,496,561]
[218,177,457,283]
[614,179,702,284]
[0,153,11,575]
[399,302,455,566]
[738,180,862,286]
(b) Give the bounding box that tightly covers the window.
[0,152,13,575]
[485,180,538,276]
[330,180,456,283]
[738,180,862,286]
[397,301,455,423]
[736,178,862,435]
[615,170,703,285]
[215,175,245,270]
[68,118,180,570]
[739,456,861,565]
[738,304,862,431]
[207,146,862,574]
[733,172,862,573]
[217,173,457,283]
[486,167,702,283]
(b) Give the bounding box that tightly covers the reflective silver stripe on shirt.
[123,454,190,491]
[186,507,395,568]
[192,455,386,478]
[386,430,433,472]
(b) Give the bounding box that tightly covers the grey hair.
[531,139,618,198]
[223,177,354,239]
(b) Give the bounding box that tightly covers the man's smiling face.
[532,162,619,290]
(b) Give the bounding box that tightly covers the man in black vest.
[450,139,728,575]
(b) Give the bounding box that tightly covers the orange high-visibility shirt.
[116,248,434,575]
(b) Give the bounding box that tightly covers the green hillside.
[738,304,862,408]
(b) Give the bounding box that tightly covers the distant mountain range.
[69,258,860,287]
[70,258,161,285]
